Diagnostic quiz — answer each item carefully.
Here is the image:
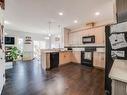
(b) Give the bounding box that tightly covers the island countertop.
[109,59,127,83]
[41,50,73,53]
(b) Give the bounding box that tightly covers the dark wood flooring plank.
[2,60,104,95]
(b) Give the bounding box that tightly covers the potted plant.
[9,47,21,62]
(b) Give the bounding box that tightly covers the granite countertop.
[109,59,127,83]
[64,44,105,48]
[41,50,73,53]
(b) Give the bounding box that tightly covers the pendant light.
[48,21,51,37]
[58,24,61,38]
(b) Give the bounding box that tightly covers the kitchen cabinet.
[41,49,106,70]
[116,0,127,23]
[64,28,70,46]
[93,52,105,69]
[71,51,81,64]
[68,26,105,46]
[59,51,71,65]
[69,32,82,45]
[93,27,105,44]
[81,28,94,38]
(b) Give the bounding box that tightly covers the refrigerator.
[105,22,127,95]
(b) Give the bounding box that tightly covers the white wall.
[0,5,5,95]
[5,29,65,49]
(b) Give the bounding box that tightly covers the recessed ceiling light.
[4,20,11,25]
[59,12,63,16]
[95,12,100,16]
[74,20,78,23]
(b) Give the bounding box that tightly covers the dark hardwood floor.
[2,60,105,95]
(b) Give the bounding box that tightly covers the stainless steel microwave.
[82,36,95,44]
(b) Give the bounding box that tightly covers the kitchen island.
[41,48,105,70]
[41,49,81,70]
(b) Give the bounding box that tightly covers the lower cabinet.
[59,52,71,65]
[59,51,81,65]
[71,51,81,64]
[93,52,105,69]
[44,51,105,69]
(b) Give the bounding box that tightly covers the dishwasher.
[50,52,59,69]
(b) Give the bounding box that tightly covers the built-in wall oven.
[81,47,96,67]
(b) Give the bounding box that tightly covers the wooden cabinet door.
[93,52,105,69]
[69,32,81,45]
[94,27,105,45]
[71,51,81,63]
[93,52,99,67]
[64,28,69,46]
[59,52,71,65]
[69,33,74,45]
[99,53,105,68]
[64,52,71,64]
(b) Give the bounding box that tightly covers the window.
[17,38,23,53]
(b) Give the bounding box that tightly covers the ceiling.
[5,0,114,34]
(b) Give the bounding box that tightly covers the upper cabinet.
[94,26,105,45]
[64,28,70,46]
[66,26,105,46]
[69,31,82,45]
[116,0,127,23]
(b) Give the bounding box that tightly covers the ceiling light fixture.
[48,21,52,37]
[74,20,78,23]
[95,12,100,16]
[4,20,11,25]
[59,12,63,16]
